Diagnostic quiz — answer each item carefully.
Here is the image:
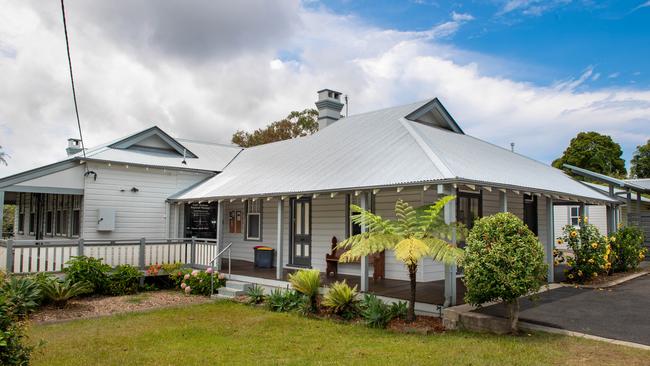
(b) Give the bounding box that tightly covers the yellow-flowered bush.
[556,218,608,283]
[609,226,646,272]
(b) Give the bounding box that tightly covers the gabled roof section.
[109,126,198,158]
[405,98,464,134]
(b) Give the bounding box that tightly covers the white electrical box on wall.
[97,208,116,231]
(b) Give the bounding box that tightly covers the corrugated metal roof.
[80,138,241,171]
[173,99,616,203]
[0,126,242,187]
[626,178,650,191]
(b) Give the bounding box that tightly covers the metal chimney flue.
[315,89,344,130]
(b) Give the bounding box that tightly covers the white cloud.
[608,72,620,79]
[498,0,572,16]
[452,12,475,22]
[0,0,648,179]
[632,1,650,12]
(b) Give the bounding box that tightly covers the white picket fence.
[0,237,219,274]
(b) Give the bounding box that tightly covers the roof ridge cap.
[398,117,454,179]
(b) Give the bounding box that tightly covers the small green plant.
[161,262,184,274]
[359,294,393,329]
[1,276,42,318]
[108,264,142,296]
[322,281,358,320]
[41,279,93,307]
[388,301,408,320]
[610,226,646,272]
[63,256,110,294]
[246,285,265,305]
[288,269,321,313]
[266,289,304,312]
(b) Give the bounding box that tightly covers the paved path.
[476,274,650,345]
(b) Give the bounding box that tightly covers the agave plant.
[288,269,321,313]
[322,281,359,319]
[41,280,93,307]
[337,197,464,322]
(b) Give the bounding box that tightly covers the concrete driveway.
[476,274,650,346]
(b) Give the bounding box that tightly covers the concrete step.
[225,280,253,292]
[215,287,247,299]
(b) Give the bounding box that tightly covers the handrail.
[209,242,233,298]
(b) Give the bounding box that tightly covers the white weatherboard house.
[0,89,618,307]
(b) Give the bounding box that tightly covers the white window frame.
[245,199,262,241]
[569,206,580,227]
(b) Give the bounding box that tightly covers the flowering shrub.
[610,226,647,272]
[169,268,225,296]
[557,217,608,283]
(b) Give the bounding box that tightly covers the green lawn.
[29,301,649,366]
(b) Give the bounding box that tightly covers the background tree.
[0,146,8,166]
[463,213,547,334]
[3,205,15,238]
[552,131,626,179]
[337,197,464,322]
[231,109,318,147]
[630,139,650,178]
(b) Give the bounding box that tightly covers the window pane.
[247,214,260,239]
[304,203,310,235]
[72,211,80,236]
[295,203,302,235]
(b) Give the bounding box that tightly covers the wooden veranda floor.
[220,259,466,306]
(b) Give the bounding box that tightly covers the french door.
[290,197,312,267]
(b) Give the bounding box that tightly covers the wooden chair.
[326,236,385,280]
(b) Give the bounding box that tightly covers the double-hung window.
[569,206,580,227]
[245,199,262,241]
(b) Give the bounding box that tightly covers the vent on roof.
[315,89,344,130]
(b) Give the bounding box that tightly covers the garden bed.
[573,268,648,288]
[387,315,445,335]
[30,290,211,323]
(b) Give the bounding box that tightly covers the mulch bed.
[566,268,647,288]
[387,316,445,335]
[31,290,211,323]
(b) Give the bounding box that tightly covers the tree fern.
[337,197,464,322]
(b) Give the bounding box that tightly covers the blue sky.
[314,0,650,88]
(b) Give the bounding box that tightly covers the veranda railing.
[0,237,220,274]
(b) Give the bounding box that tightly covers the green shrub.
[557,219,608,282]
[41,280,93,307]
[108,264,141,296]
[288,269,321,313]
[0,294,35,366]
[610,226,647,272]
[322,281,358,320]
[63,256,110,294]
[388,301,408,320]
[267,289,304,312]
[1,277,42,318]
[245,285,265,305]
[359,294,393,329]
[463,213,547,333]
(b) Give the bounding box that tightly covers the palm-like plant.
[337,196,464,322]
[41,280,93,308]
[288,269,321,313]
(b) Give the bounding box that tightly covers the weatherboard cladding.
[174,99,615,202]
